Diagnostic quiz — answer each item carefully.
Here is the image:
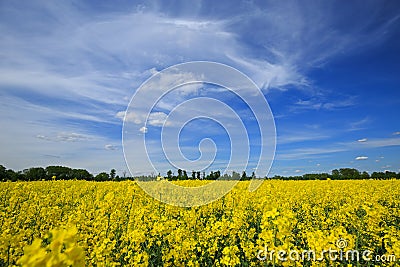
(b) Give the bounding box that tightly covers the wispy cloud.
[277,132,330,145]
[104,144,118,151]
[276,147,347,160]
[36,132,91,142]
[277,136,400,160]
[356,137,400,148]
[139,127,148,134]
[348,117,371,131]
[291,96,356,112]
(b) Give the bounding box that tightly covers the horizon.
[1,162,398,179]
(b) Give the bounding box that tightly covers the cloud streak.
[277,136,400,160]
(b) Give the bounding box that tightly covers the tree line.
[271,168,400,180]
[165,169,255,181]
[165,168,400,181]
[0,165,124,182]
[0,164,399,182]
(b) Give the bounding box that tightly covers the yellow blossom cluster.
[0,180,399,266]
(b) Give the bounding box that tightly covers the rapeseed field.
[1,180,399,266]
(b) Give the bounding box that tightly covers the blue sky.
[0,0,399,176]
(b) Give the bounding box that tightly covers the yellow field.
[1,180,399,266]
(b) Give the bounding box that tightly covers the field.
[1,180,399,266]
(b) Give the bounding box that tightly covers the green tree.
[95,172,109,181]
[222,173,230,180]
[46,166,73,180]
[319,173,329,180]
[241,171,248,180]
[0,165,6,181]
[303,173,320,180]
[331,169,340,179]
[339,168,360,179]
[361,171,370,179]
[71,169,92,180]
[110,169,116,180]
[384,171,397,179]
[24,167,46,181]
[232,171,240,180]
[7,169,18,182]
[167,170,173,179]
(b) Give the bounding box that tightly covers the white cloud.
[225,54,307,90]
[355,156,368,160]
[105,144,118,150]
[57,132,90,142]
[116,111,142,124]
[359,138,400,148]
[393,131,400,135]
[277,131,330,144]
[36,132,90,142]
[139,126,148,134]
[36,134,51,141]
[118,110,171,126]
[148,112,169,127]
[291,97,356,112]
[322,98,356,110]
[115,111,126,121]
[294,99,322,110]
[349,117,371,131]
[357,138,368,142]
[277,147,347,160]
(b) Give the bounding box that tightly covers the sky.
[0,0,399,177]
